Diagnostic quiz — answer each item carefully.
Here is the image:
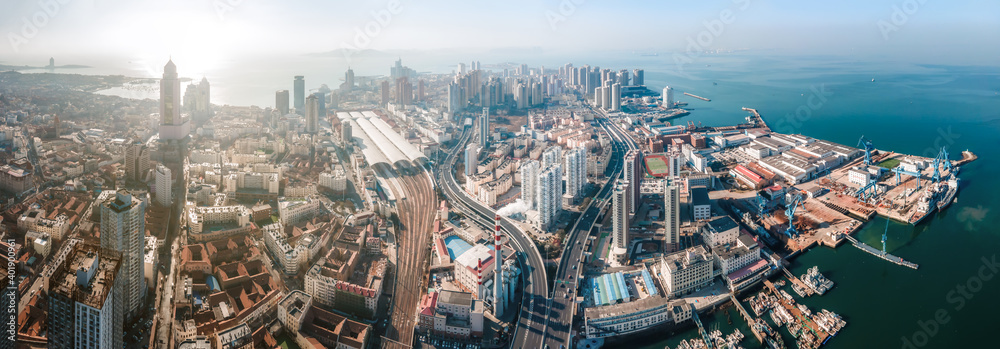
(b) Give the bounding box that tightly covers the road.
[383,163,437,349]
[541,117,638,349]
[437,124,549,349]
[153,158,189,349]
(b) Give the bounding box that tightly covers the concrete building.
[278,195,321,226]
[159,59,190,140]
[520,160,539,210]
[610,83,621,111]
[690,185,710,221]
[454,244,496,299]
[417,290,485,339]
[155,164,171,207]
[661,86,674,107]
[305,93,319,134]
[124,141,150,182]
[702,216,739,247]
[660,246,714,297]
[187,205,253,242]
[99,191,145,321]
[47,243,124,349]
[276,90,290,115]
[612,181,630,261]
[565,146,587,199]
[465,143,478,178]
[294,76,305,115]
[624,150,642,213]
[479,107,490,148]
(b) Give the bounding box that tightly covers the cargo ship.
[936,176,959,211]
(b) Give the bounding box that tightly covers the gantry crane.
[858,135,875,166]
[785,194,802,237]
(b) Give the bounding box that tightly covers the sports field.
[645,154,670,177]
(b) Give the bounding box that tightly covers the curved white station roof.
[343,110,428,168]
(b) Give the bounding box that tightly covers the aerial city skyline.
[0,2,998,349]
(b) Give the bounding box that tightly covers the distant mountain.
[305,48,387,58]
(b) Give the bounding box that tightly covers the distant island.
[0,64,91,71]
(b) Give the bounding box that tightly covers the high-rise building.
[633,69,644,86]
[305,94,319,133]
[565,146,587,199]
[276,90,290,115]
[381,80,391,106]
[313,91,326,119]
[183,77,212,122]
[47,243,124,349]
[611,83,621,111]
[159,59,190,140]
[618,69,630,86]
[341,122,352,146]
[417,79,426,101]
[124,141,149,182]
[448,81,463,113]
[395,77,413,105]
[536,165,561,230]
[293,76,305,115]
[623,150,642,214]
[612,180,630,258]
[520,160,539,210]
[100,191,145,322]
[465,143,478,177]
[479,108,490,148]
[662,86,674,108]
[344,67,355,91]
[542,146,562,170]
[155,164,171,207]
[664,178,680,252]
[668,149,682,177]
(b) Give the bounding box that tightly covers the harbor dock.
[684,92,711,101]
[730,294,766,345]
[782,267,815,297]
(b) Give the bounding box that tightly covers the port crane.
[892,167,922,189]
[756,192,769,217]
[855,179,880,200]
[858,136,875,166]
[784,195,802,237]
[931,146,950,184]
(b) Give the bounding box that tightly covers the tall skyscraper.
[464,143,478,177]
[612,180,630,257]
[158,59,190,140]
[662,85,674,108]
[124,141,149,182]
[155,164,171,207]
[305,94,319,133]
[313,91,326,119]
[395,77,413,105]
[417,79,426,101]
[47,243,124,349]
[623,150,642,214]
[380,80,391,106]
[565,146,587,199]
[344,67,355,91]
[276,90,290,115]
[293,76,305,115]
[183,77,212,122]
[633,69,644,86]
[341,122,352,146]
[100,191,145,322]
[611,83,621,111]
[479,107,490,148]
[520,160,540,210]
[536,165,561,230]
[664,178,680,252]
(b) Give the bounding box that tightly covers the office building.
[565,146,587,199]
[159,59,190,140]
[47,243,124,349]
[124,141,150,182]
[155,164,171,207]
[275,90,290,115]
[306,94,319,133]
[294,76,305,115]
[100,191,145,321]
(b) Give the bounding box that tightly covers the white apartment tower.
[520,160,540,210]
[536,165,561,230]
[612,181,630,258]
[662,86,674,108]
[465,143,478,177]
[564,146,587,199]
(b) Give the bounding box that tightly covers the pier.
[684,92,711,101]
[843,235,919,269]
[742,107,769,130]
[782,267,815,297]
[764,281,829,347]
[729,294,765,345]
[690,304,715,349]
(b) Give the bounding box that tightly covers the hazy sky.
[2,0,999,66]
